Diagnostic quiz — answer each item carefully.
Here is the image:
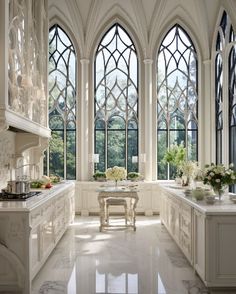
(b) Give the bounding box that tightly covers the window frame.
[94,23,139,173]
[46,24,77,180]
[156,24,198,180]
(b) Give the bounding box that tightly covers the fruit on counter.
[30,180,43,188]
[45,182,53,189]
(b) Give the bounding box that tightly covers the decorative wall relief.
[0,131,15,190]
[8,0,48,126]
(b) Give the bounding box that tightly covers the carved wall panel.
[8,0,48,126]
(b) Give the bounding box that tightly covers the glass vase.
[115,180,118,188]
[213,187,225,201]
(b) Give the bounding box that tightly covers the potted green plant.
[93,171,106,181]
[162,143,186,181]
[127,172,142,181]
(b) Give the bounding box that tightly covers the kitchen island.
[0,181,75,294]
[159,183,236,289]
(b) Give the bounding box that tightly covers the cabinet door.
[194,210,205,281]
[160,191,168,226]
[41,215,54,260]
[206,216,236,286]
[180,203,192,263]
[168,198,180,243]
[65,191,75,225]
[31,225,40,277]
[54,195,66,243]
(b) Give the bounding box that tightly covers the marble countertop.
[0,181,75,212]
[159,183,236,215]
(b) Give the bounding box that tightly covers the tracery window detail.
[45,25,76,179]
[157,24,198,179]
[94,23,138,172]
[229,26,236,192]
[215,11,228,164]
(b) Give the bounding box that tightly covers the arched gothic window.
[229,25,236,192]
[45,24,77,179]
[94,23,138,172]
[157,24,198,179]
[215,11,228,164]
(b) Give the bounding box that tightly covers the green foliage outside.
[163,142,186,167]
[127,172,141,181]
[93,171,106,181]
[95,117,138,173]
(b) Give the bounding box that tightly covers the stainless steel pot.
[7,180,30,194]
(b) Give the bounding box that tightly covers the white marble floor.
[32,216,235,294]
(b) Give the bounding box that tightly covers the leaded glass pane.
[47,25,77,179]
[215,11,232,164]
[94,23,138,172]
[157,24,198,179]
[215,52,223,164]
[49,131,64,178]
[229,43,236,192]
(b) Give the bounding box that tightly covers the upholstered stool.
[105,198,128,225]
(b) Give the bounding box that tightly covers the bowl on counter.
[205,195,216,204]
[192,187,205,201]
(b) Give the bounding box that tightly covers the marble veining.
[182,280,209,293]
[38,281,67,294]
[165,248,191,268]
[31,216,229,294]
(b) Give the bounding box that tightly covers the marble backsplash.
[0,131,15,190]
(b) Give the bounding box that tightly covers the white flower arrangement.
[180,161,197,178]
[105,166,127,181]
[203,163,236,191]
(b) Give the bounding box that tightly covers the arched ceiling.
[48,0,236,59]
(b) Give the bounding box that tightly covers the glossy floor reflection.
[31,216,220,294]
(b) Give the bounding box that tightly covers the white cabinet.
[160,184,236,289]
[160,189,193,264]
[195,212,236,287]
[193,209,205,281]
[0,182,75,294]
[180,202,192,263]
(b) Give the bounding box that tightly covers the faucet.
[15,163,39,180]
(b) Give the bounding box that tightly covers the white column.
[79,59,90,180]
[0,0,8,131]
[202,59,212,165]
[143,59,153,181]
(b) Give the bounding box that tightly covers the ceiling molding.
[85,3,143,59]
[149,3,205,61]
[131,0,148,57]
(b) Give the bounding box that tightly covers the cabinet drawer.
[180,230,192,262]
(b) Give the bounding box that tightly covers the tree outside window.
[157,24,198,180]
[44,25,76,179]
[94,23,138,172]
